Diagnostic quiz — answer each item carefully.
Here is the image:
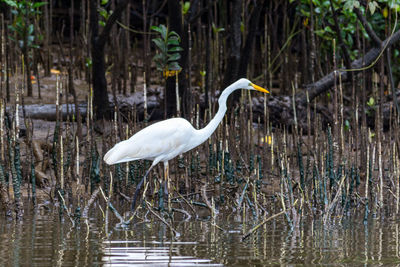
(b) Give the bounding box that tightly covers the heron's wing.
[104,118,194,165]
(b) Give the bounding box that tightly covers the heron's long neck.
[195,85,237,145]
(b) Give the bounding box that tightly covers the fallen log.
[7,89,161,121]
[300,29,400,105]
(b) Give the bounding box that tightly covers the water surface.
[0,209,400,266]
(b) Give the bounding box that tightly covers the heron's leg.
[163,162,169,197]
[164,161,171,212]
[131,163,155,212]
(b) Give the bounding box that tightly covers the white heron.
[103,78,269,210]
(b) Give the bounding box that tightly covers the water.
[0,208,400,266]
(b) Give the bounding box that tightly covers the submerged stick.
[201,183,217,216]
[99,185,126,227]
[322,174,346,224]
[242,199,298,241]
[82,187,100,220]
[58,190,75,227]
[144,200,180,238]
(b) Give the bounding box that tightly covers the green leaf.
[151,24,167,40]
[85,57,92,68]
[168,61,181,71]
[27,35,35,43]
[168,53,181,62]
[367,97,375,107]
[300,9,310,17]
[369,132,375,139]
[344,119,350,131]
[315,29,325,37]
[389,0,398,10]
[368,1,379,15]
[37,33,44,42]
[153,58,163,69]
[159,24,167,39]
[344,0,360,11]
[28,24,34,35]
[8,25,16,32]
[167,37,180,46]
[324,25,333,34]
[150,25,160,31]
[212,23,225,34]
[153,53,166,63]
[169,31,180,39]
[152,38,167,52]
[101,0,108,5]
[33,2,47,8]
[346,34,353,47]
[3,0,17,8]
[98,8,108,19]
[168,46,183,52]
[312,0,321,6]
[182,1,190,15]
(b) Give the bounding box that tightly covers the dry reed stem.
[201,183,216,215]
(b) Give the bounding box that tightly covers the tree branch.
[300,29,400,105]
[329,0,352,70]
[98,0,130,49]
[354,7,382,45]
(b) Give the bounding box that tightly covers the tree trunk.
[90,0,108,119]
[90,0,129,119]
[22,11,33,97]
[167,0,191,118]
[238,0,266,77]
[222,0,242,88]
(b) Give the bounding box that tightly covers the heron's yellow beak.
[251,83,269,94]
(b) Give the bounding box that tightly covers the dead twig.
[242,199,298,241]
[58,190,75,227]
[145,200,180,238]
[172,208,191,221]
[99,186,126,227]
[82,187,100,219]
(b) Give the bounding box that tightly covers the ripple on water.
[1,210,400,266]
[101,240,224,266]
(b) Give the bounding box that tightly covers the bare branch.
[301,29,400,105]
[354,8,382,45]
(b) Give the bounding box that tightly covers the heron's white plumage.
[104,118,197,165]
[103,78,269,211]
[103,78,269,166]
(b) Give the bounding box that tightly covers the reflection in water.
[102,240,222,266]
[0,209,399,266]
